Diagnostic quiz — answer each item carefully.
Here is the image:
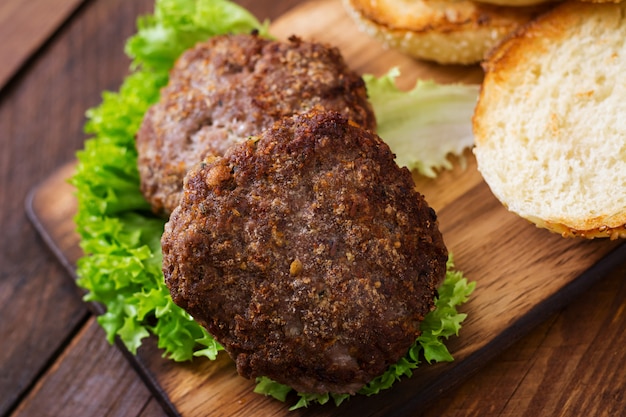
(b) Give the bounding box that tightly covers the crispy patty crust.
[137,33,376,216]
[161,110,447,394]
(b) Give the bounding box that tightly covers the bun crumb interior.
[473,1,626,239]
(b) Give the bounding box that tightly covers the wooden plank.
[11,317,167,417]
[0,0,155,415]
[423,262,626,416]
[25,0,626,416]
[239,0,306,21]
[140,398,172,417]
[0,0,85,91]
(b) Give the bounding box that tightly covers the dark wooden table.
[2,0,625,416]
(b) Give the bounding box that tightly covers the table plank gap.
[10,317,166,417]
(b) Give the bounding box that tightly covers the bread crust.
[474,1,626,239]
[343,0,551,64]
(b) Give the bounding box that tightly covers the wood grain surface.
[0,1,156,415]
[0,0,85,91]
[5,0,626,415]
[24,0,626,416]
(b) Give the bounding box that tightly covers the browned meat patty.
[137,32,376,216]
[161,109,448,394]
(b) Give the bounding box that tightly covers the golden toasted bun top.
[349,0,545,31]
[344,0,551,64]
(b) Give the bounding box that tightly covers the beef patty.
[161,109,448,394]
[137,33,376,216]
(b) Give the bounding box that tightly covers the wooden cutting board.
[26,0,626,416]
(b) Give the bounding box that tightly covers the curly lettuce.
[125,0,269,72]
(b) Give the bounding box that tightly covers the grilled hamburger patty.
[161,110,448,394]
[137,33,376,216]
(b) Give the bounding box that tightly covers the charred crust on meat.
[161,109,447,395]
[136,33,376,216]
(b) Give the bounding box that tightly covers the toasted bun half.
[473,1,626,239]
[343,0,550,65]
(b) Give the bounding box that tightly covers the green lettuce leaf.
[254,256,475,409]
[125,0,269,72]
[72,0,266,361]
[364,68,479,177]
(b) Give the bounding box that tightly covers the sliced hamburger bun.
[343,0,551,65]
[473,0,626,239]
